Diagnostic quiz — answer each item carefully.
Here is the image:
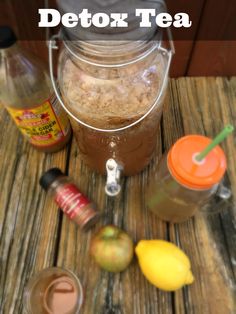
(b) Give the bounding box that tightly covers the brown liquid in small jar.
[43,276,78,314]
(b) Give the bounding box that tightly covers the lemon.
[135,240,194,291]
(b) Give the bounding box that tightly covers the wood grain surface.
[0,78,236,314]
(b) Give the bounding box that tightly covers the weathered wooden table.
[0,78,235,314]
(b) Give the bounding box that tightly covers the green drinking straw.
[195,124,234,162]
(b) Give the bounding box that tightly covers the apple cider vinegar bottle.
[0,26,71,152]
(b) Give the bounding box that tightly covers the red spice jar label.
[54,183,90,219]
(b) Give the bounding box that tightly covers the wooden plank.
[170,77,236,313]
[2,0,236,77]
[170,41,195,78]
[0,107,69,313]
[166,0,205,77]
[20,0,59,62]
[56,134,175,313]
[56,77,236,313]
[0,1,49,63]
[187,0,236,75]
[0,77,236,313]
[215,77,236,280]
[188,41,236,76]
[0,0,202,77]
[0,2,18,31]
[6,0,45,40]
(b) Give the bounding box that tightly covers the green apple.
[90,225,134,272]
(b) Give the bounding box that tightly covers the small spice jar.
[40,168,99,230]
[147,135,228,223]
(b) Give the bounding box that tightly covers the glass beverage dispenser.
[49,0,174,196]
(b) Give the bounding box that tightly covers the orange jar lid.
[167,135,227,190]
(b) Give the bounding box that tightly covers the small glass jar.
[24,267,83,314]
[147,135,227,223]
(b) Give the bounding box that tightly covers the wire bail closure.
[48,30,174,133]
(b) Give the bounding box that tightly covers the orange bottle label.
[6,95,70,147]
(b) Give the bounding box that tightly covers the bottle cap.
[0,26,17,49]
[167,135,227,189]
[39,168,64,191]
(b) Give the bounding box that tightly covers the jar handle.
[200,177,233,215]
[48,32,174,133]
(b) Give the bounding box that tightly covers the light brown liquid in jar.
[148,177,214,223]
[148,182,198,222]
[43,276,78,314]
[70,104,163,175]
[61,52,167,175]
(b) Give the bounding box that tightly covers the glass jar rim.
[24,267,83,314]
[61,29,163,67]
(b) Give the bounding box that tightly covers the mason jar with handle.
[48,0,174,196]
[147,135,231,223]
[49,36,174,195]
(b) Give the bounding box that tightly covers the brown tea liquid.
[60,50,168,175]
[43,276,78,314]
[70,104,163,175]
